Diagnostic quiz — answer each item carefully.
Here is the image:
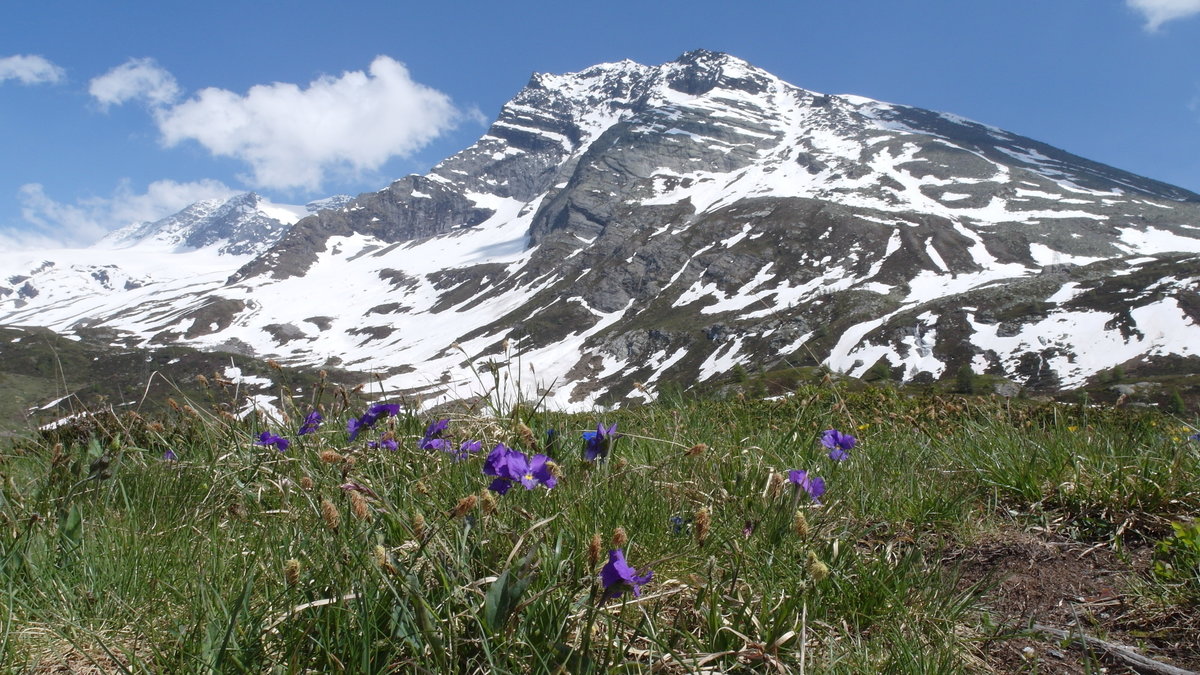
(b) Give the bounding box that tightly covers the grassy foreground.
[1,377,1198,673]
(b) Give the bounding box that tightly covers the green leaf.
[59,503,82,553]
[482,553,535,634]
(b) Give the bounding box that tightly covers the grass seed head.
[320,498,340,531]
[373,545,397,575]
[450,495,478,519]
[695,507,711,546]
[516,421,537,449]
[412,513,427,539]
[611,526,628,550]
[587,533,603,568]
[768,471,787,499]
[479,490,498,515]
[807,551,829,581]
[319,450,343,464]
[686,443,707,456]
[299,476,314,490]
[349,491,370,521]
[793,510,810,538]
[283,558,301,587]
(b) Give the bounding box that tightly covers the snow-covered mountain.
[0,192,306,318]
[98,192,307,255]
[4,50,1200,408]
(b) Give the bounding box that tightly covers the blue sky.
[2,0,1199,248]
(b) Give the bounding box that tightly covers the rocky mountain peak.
[664,49,774,96]
[99,191,297,256]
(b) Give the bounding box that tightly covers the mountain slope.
[4,50,1199,409]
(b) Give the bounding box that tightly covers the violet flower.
[788,469,826,504]
[821,428,856,461]
[367,403,401,418]
[368,437,399,451]
[255,431,290,452]
[483,443,556,494]
[453,440,483,461]
[420,418,450,450]
[298,410,323,435]
[347,413,377,441]
[600,549,653,600]
[583,422,619,462]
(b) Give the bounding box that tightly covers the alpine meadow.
[2,49,1200,674]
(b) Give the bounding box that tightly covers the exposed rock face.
[4,50,1200,409]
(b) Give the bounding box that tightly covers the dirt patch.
[946,529,1199,673]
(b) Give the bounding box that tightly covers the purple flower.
[368,403,401,419]
[298,410,323,435]
[821,429,856,461]
[424,418,449,437]
[347,412,378,441]
[519,453,558,490]
[162,449,178,461]
[339,482,379,499]
[368,437,399,451]
[453,440,483,461]
[483,443,556,493]
[669,515,690,535]
[483,443,514,476]
[788,469,826,504]
[419,418,450,450]
[421,438,450,451]
[600,549,653,600]
[255,431,290,452]
[347,403,398,442]
[583,422,619,462]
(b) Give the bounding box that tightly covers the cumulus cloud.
[0,54,65,85]
[1127,0,1200,30]
[5,179,235,249]
[89,57,181,109]
[154,56,473,190]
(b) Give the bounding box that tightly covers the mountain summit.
[5,51,1200,407]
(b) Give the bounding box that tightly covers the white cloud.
[1127,0,1200,30]
[154,55,473,191]
[5,179,235,249]
[0,54,65,85]
[89,58,181,109]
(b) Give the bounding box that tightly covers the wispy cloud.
[90,55,476,191]
[89,57,181,109]
[0,54,65,85]
[4,179,235,250]
[1127,0,1200,30]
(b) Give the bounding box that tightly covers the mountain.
[4,50,1200,410]
[0,192,305,319]
[98,192,307,256]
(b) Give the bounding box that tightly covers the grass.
[1,371,1198,673]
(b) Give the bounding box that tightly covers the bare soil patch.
[946,528,1199,674]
